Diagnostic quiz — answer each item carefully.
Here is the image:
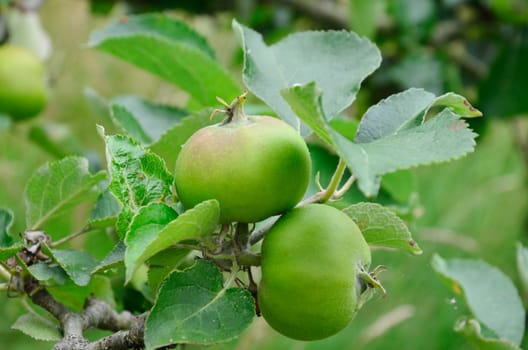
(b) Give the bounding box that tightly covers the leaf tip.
[409,239,424,256]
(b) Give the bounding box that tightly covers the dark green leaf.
[92,240,125,274]
[125,200,219,283]
[24,157,106,230]
[343,202,422,255]
[144,260,255,348]
[27,262,68,285]
[12,313,61,341]
[124,203,177,282]
[432,255,525,346]
[0,208,14,247]
[48,275,115,311]
[41,243,99,286]
[147,247,190,294]
[88,14,240,106]
[89,188,121,228]
[234,20,381,134]
[0,208,22,260]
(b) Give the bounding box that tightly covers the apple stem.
[215,91,249,124]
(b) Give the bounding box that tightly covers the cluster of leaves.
[2,11,522,350]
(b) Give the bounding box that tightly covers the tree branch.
[23,275,145,349]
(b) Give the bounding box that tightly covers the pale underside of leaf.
[432,254,525,346]
[455,318,522,350]
[234,20,381,135]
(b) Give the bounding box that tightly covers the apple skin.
[0,45,47,120]
[174,115,311,224]
[258,204,371,341]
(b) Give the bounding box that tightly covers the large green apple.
[258,204,371,341]
[174,101,311,224]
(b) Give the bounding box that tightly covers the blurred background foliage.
[1,0,527,349]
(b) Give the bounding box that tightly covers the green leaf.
[144,260,255,348]
[41,243,99,286]
[280,82,334,145]
[100,127,174,236]
[88,13,240,106]
[147,247,190,294]
[124,203,177,282]
[455,317,522,350]
[336,108,477,197]
[148,109,222,170]
[0,209,20,260]
[89,188,121,228]
[516,242,528,294]
[24,156,106,230]
[355,88,435,143]
[110,96,188,145]
[27,262,68,285]
[329,118,359,143]
[432,93,483,118]
[125,200,219,283]
[12,313,61,341]
[92,240,125,274]
[0,244,23,261]
[432,255,525,346]
[346,88,481,196]
[342,202,422,255]
[48,275,115,311]
[234,20,381,134]
[0,208,15,247]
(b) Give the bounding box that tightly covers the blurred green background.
[1,0,527,349]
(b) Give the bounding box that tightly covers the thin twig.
[297,158,348,206]
[248,217,279,246]
[333,175,356,199]
[51,225,94,247]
